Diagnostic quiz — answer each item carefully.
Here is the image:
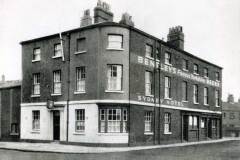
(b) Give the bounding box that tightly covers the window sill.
[144,132,154,135]
[165,63,172,66]
[106,48,124,51]
[193,73,199,76]
[216,105,221,108]
[193,102,199,105]
[204,104,209,106]
[31,130,40,134]
[145,94,154,97]
[74,51,87,55]
[216,80,220,82]
[105,90,124,93]
[164,97,172,100]
[74,91,86,94]
[51,93,62,96]
[32,59,41,63]
[52,56,62,59]
[164,132,172,135]
[31,95,40,98]
[73,132,85,135]
[97,133,128,136]
[204,76,209,79]
[10,133,19,136]
[182,100,188,103]
[182,69,188,72]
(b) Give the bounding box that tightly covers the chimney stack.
[94,0,113,23]
[1,75,5,83]
[227,94,234,104]
[80,9,92,27]
[167,26,184,50]
[119,13,135,27]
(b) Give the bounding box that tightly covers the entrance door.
[208,119,212,138]
[183,115,188,141]
[53,110,60,140]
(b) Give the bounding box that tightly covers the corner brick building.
[20,1,222,146]
[0,76,21,141]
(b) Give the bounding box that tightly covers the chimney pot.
[119,12,135,27]
[227,94,234,104]
[80,9,92,27]
[94,0,113,23]
[167,25,184,50]
[1,75,5,83]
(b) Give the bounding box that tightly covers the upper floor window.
[204,87,209,105]
[215,72,220,81]
[33,48,41,61]
[182,81,188,101]
[32,73,40,95]
[204,68,209,78]
[144,111,153,133]
[182,59,188,71]
[193,84,199,104]
[156,48,160,60]
[107,65,122,91]
[76,38,86,53]
[53,70,61,94]
[32,110,40,131]
[54,43,62,57]
[215,90,220,107]
[145,44,153,58]
[76,67,86,92]
[164,113,171,134]
[145,71,153,96]
[193,64,199,74]
[165,52,171,65]
[107,34,123,50]
[75,109,85,132]
[164,76,171,99]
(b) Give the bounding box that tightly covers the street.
[0,140,239,160]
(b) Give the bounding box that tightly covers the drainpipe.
[66,33,71,142]
[158,43,161,144]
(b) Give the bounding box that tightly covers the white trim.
[31,95,40,98]
[105,90,124,93]
[51,93,62,96]
[164,132,172,135]
[106,48,124,51]
[74,91,86,94]
[74,51,87,55]
[73,132,85,135]
[144,132,154,135]
[32,59,40,63]
[52,55,62,59]
[145,95,154,97]
[97,133,129,136]
[20,100,222,114]
[21,102,46,107]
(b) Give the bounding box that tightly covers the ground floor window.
[144,111,153,133]
[212,119,217,129]
[10,123,19,134]
[99,107,128,133]
[32,110,40,130]
[75,109,85,132]
[201,118,206,129]
[164,113,171,134]
[189,115,198,129]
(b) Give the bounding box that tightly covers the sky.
[0,0,240,101]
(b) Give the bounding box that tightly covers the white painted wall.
[68,103,128,144]
[20,105,67,141]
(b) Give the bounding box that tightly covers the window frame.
[53,43,62,58]
[99,107,128,133]
[53,70,62,95]
[76,38,87,53]
[75,109,85,132]
[106,64,123,91]
[144,111,153,133]
[193,64,199,75]
[193,84,199,104]
[107,34,123,50]
[182,81,188,101]
[164,113,171,134]
[32,110,40,131]
[145,71,153,96]
[204,87,209,105]
[32,48,41,61]
[182,59,188,71]
[203,68,209,78]
[32,73,40,96]
[145,44,153,58]
[215,72,220,81]
[165,52,171,65]
[215,90,220,107]
[164,76,171,99]
[76,67,86,93]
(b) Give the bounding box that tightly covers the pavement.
[0,137,239,154]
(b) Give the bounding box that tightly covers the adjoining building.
[20,1,222,146]
[0,75,21,141]
[222,94,240,137]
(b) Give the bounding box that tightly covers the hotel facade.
[20,1,222,146]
